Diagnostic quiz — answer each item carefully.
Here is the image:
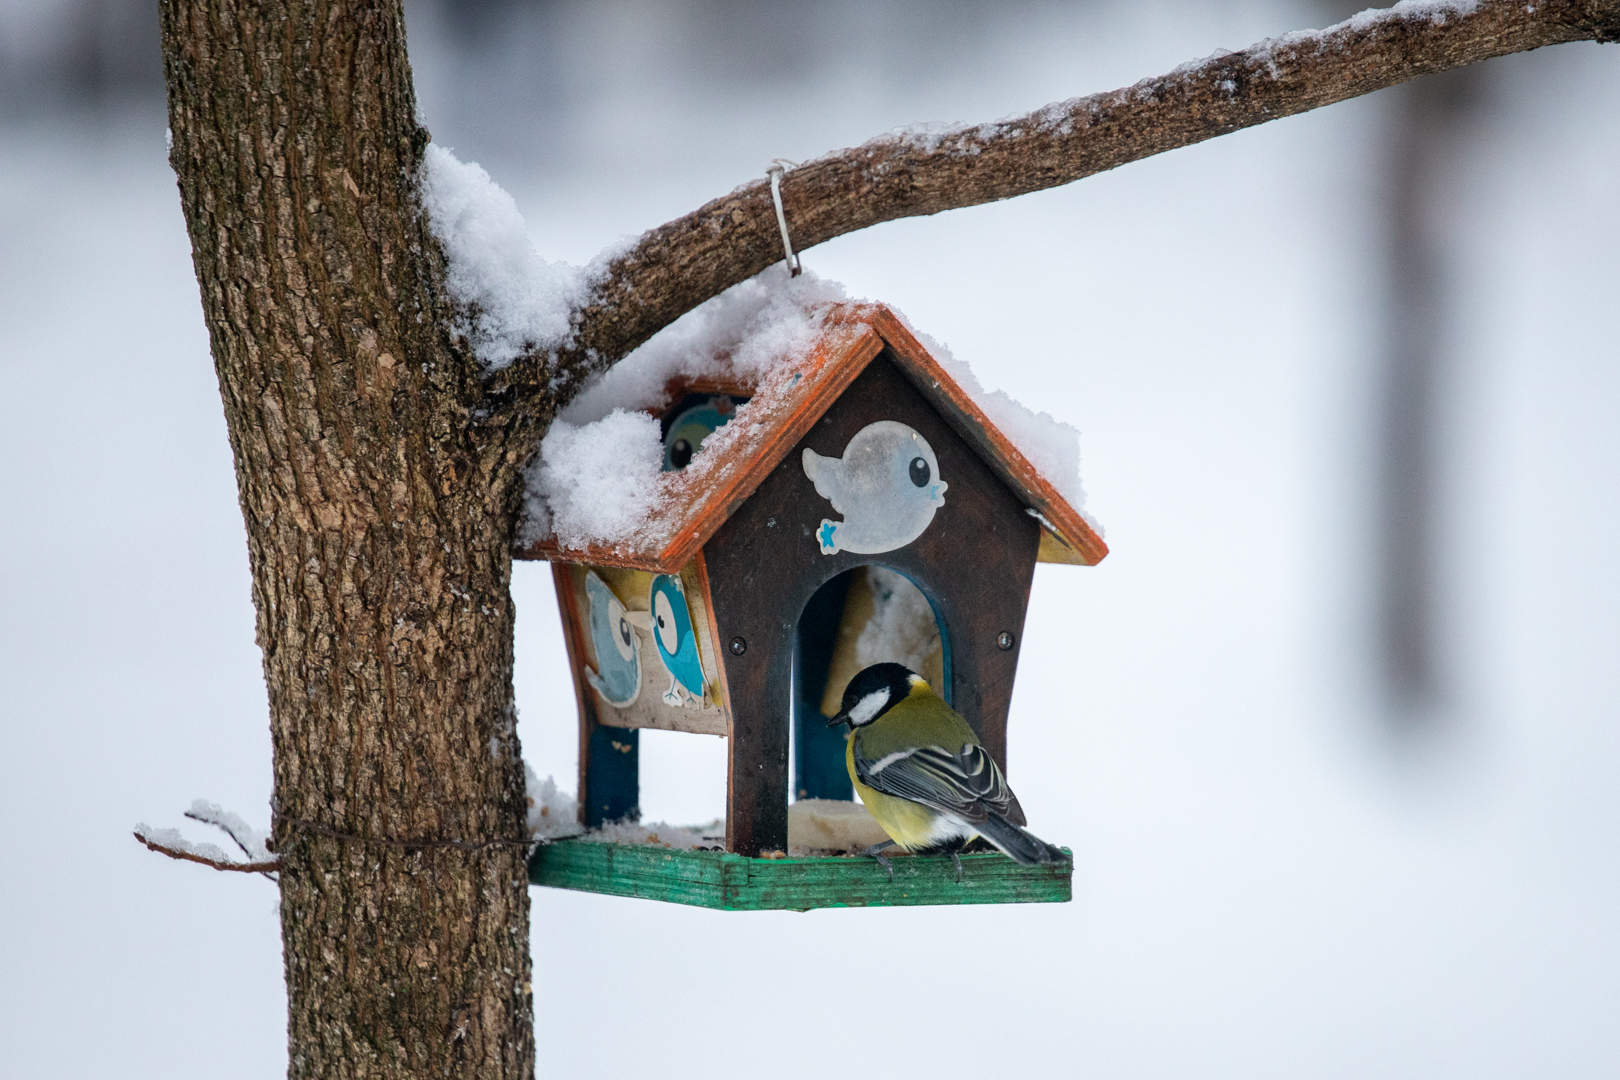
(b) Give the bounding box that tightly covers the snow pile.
[522,265,1098,548]
[560,265,849,426]
[525,766,584,841]
[522,764,714,849]
[522,409,666,550]
[523,266,845,548]
[418,144,591,370]
[578,820,709,849]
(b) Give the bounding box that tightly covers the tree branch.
[134,825,282,875]
[486,0,1618,432]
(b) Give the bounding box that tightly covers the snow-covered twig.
[134,805,280,877]
[184,799,273,863]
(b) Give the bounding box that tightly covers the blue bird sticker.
[648,574,708,708]
[582,571,642,708]
[801,421,948,555]
[662,399,736,471]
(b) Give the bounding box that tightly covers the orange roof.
[515,303,1107,572]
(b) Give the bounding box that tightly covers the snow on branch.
[483,0,1619,428]
[417,145,605,371]
[184,799,273,863]
[134,803,280,876]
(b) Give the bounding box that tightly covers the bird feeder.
[519,304,1107,910]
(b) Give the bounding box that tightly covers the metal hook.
[766,159,802,277]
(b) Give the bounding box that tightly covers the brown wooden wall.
[702,353,1041,856]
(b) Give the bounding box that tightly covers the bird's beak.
[827,712,850,729]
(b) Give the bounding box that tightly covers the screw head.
[729,636,748,656]
[997,631,1015,651]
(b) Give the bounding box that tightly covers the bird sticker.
[582,572,642,708]
[649,573,708,708]
[662,397,738,471]
[801,421,948,555]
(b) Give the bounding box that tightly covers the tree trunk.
[160,2,535,1077]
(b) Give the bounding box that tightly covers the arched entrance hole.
[791,565,950,802]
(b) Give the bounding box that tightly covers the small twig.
[134,802,540,879]
[134,826,282,874]
[185,799,272,862]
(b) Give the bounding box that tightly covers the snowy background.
[3,1,1618,1077]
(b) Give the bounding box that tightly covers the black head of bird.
[828,661,916,728]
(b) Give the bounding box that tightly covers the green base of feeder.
[527,840,1072,911]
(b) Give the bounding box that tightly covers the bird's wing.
[852,739,1018,825]
[800,448,847,513]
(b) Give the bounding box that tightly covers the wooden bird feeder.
[519,304,1107,910]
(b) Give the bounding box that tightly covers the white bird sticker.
[801,421,948,555]
[582,571,642,708]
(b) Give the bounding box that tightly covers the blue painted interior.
[792,570,854,801]
[584,725,640,827]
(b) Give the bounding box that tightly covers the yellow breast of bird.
[846,735,945,851]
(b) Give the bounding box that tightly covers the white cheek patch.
[848,687,891,726]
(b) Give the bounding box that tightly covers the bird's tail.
[976,814,1068,865]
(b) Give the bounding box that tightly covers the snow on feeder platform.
[516,301,1105,909]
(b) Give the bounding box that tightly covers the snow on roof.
[416,143,1102,565]
[518,271,1106,571]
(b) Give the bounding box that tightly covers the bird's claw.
[952,851,963,884]
[859,841,896,884]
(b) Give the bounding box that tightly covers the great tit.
[829,662,1065,865]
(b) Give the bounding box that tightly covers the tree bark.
[154,1,1617,1077]
[160,2,534,1077]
